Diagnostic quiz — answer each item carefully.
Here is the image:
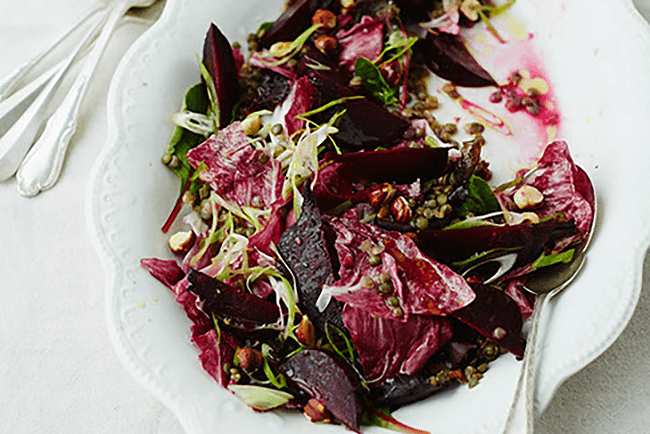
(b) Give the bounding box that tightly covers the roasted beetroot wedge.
[187,269,281,332]
[418,32,497,87]
[416,220,578,266]
[451,282,525,358]
[370,372,449,411]
[280,349,363,433]
[330,146,450,184]
[277,184,345,331]
[308,72,409,150]
[202,23,241,127]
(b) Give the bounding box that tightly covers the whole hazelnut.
[295,315,316,347]
[314,35,338,56]
[236,347,263,373]
[168,231,195,255]
[312,9,337,32]
[390,197,412,223]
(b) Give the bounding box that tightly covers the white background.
[1,1,650,433]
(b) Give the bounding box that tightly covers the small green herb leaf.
[531,248,575,269]
[361,406,431,434]
[354,57,397,106]
[455,175,502,218]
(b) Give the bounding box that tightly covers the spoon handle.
[502,293,549,434]
[0,3,106,101]
[16,2,131,196]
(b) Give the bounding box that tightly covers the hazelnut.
[312,9,337,32]
[368,183,396,207]
[236,347,264,373]
[390,197,412,223]
[168,231,195,255]
[304,398,331,424]
[295,315,316,347]
[241,115,262,136]
[314,35,338,56]
[513,185,544,210]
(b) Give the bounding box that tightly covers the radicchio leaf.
[282,76,319,136]
[279,349,364,433]
[187,122,284,211]
[451,282,525,358]
[193,328,240,386]
[418,31,497,87]
[342,304,453,385]
[140,258,185,289]
[321,210,475,321]
[511,141,594,238]
[202,23,241,127]
[336,16,385,72]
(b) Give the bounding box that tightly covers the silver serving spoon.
[503,192,597,434]
[16,0,159,197]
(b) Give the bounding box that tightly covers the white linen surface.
[1,1,649,433]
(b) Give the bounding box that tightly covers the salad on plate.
[140,0,595,432]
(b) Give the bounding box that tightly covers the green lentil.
[378,282,394,294]
[271,123,284,135]
[368,254,382,266]
[386,296,400,307]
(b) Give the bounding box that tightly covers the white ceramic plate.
[87,1,650,433]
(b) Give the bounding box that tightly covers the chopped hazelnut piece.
[513,185,544,210]
[168,231,195,255]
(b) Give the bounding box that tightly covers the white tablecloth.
[1,1,649,433]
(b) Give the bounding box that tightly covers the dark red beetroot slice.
[308,72,409,150]
[259,0,338,48]
[415,220,578,266]
[202,23,241,127]
[418,32,497,88]
[370,372,450,411]
[280,349,363,433]
[187,269,281,332]
[330,146,450,184]
[451,282,525,358]
[277,183,345,332]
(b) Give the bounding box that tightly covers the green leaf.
[532,248,575,269]
[455,175,502,218]
[325,323,356,365]
[451,247,520,270]
[198,59,219,130]
[354,57,397,106]
[227,385,294,411]
[361,406,431,434]
[256,21,274,37]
